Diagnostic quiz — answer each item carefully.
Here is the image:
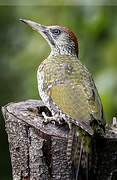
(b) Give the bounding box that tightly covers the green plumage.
[38,55,105,134]
[21,19,106,179]
[38,54,105,176]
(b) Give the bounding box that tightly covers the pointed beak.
[20,18,55,47]
[20,19,47,32]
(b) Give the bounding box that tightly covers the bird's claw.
[42,112,56,125]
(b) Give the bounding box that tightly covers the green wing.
[51,84,91,122]
[49,59,105,134]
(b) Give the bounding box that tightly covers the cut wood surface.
[2,99,117,180]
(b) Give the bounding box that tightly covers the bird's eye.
[52,29,61,35]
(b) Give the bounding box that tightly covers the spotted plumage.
[20,19,106,179]
[37,55,105,135]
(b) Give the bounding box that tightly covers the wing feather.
[44,56,105,132]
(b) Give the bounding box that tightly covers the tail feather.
[75,143,82,180]
[73,128,92,180]
[85,151,89,180]
[66,125,75,168]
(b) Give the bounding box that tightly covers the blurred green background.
[0,5,117,179]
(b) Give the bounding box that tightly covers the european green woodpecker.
[20,19,105,179]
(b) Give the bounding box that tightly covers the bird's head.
[20,19,78,58]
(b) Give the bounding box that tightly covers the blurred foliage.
[0,5,117,179]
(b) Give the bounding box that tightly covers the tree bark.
[2,99,117,180]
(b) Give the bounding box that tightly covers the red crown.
[56,25,78,56]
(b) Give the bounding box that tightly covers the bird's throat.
[49,44,78,58]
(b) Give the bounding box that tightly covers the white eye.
[52,29,61,35]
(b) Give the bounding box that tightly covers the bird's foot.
[42,112,66,126]
[42,112,56,125]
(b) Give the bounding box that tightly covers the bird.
[20,19,106,179]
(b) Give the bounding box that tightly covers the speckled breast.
[37,55,78,112]
[37,56,67,109]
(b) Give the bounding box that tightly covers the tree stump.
[2,99,117,180]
